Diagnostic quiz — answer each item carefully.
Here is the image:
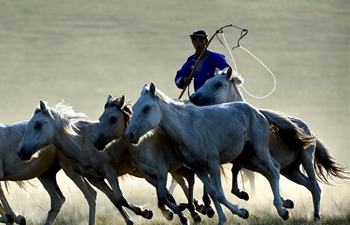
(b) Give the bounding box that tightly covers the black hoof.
[242,192,249,201]
[240,209,249,219]
[193,213,201,223]
[145,210,153,219]
[282,210,289,220]
[283,199,294,209]
[313,214,321,221]
[19,217,27,225]
[206,208,215,218]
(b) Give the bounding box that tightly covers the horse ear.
[107,95,113,104]
[141,84,148,95]
[39,100,54,119]
[149,82,156,95]
[215,68,221,76]
[225,67,232,80]
[117,95,125,109]
[227,67,232,77]
[39,100,47,111]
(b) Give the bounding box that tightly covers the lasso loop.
[220,32,276,99]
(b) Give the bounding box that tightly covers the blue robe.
[175,50,230,91]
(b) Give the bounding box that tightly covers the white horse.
[0,119,97,225]
[124,82,305,225]
[190,66,350,220]
[92,95,216,225]
[16,101,153,225]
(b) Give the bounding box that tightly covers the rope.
[221,33,277,99]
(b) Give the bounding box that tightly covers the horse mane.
[149,85,187,107]
[40,101,87,136]
[229,73,245,101]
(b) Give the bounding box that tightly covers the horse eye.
[110,116,117,123]
[34,122,42,130]
[215,82,222,88]
[143,106,151,113]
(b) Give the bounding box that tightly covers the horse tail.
[314,138,350,184]
[220,164,229,182]
[3,180,35,194]
[259,109,316,151]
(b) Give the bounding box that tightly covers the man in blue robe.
[175,30,231,92]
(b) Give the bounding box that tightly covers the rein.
[178,24,248,99]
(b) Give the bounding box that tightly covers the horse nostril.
[190,96,198,104]
[17,148,28,160]
[129,132,134,139]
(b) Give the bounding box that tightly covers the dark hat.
[190,30,208,39]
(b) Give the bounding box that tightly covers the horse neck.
[158,100,192,146]
[53,120,97,159]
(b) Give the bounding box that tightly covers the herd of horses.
[0,67,349,225]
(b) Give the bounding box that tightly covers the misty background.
[0,1,348,223]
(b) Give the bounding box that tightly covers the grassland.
[0,0,349,224]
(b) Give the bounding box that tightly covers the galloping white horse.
[190,67,350,220]
[93,95,216,225]
[16,101,153,225]
[0,119,97,225]
[124,82,300,225]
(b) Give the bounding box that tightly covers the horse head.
[190,67,244,106]
[93,95,132,150]
[17,100,57,160]
[124,82,162,144]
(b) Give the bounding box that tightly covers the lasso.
[219,27,277,99]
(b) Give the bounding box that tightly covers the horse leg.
[231,164,249,200]
[0,183,24,225]
[37,168,66,225]
[141,174,174,221]
[208,162,249,220]
[60,160,97,225]
[281,149,321,220]
[243,169,256,196]
[87,178,135,225]
[251,152,289,220]
[301,146,321,221]
[171,166,202,223]
[192,168,227,225]
[200,186,215,218]
[154,172,189,225]
[104,172,153,220]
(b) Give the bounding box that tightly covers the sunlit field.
[0,0,349,224]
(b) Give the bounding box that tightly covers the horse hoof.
[206,208,215,218]
[193,213,202,223]
[313,213,321,221]
[19,217,27,225]
[281,210,289,220]
[162,211,173,221]
[195,204,206,215]
[242,192,249,201]
[240,209,249,219]
[283,199,294,209]
[144,210,153,219]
